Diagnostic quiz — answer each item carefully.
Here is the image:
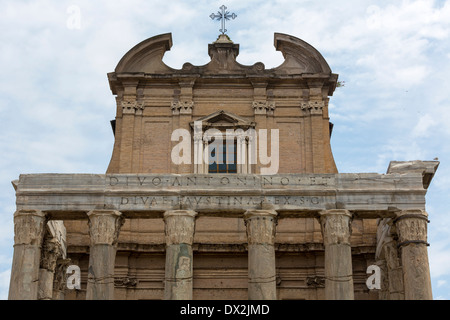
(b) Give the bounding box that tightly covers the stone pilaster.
[38,238,60,300]
[86,210,124,300]
[164,210,197,300]
[244,209,278,300]
[319,209,354,300]
[394,210,432,300]
[8,210,46,300]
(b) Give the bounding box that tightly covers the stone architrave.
[394,210,432,300]
[244,209,278,300]
[163,210,197,300]
[38,238,60,300]
[319,209,354,300]
[8,210,47,300]
[86,210,124,300]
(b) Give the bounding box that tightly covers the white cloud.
[437,280,447,287]
[412,114,437,138]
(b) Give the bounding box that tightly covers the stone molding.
[164,210,197,245]
[244,210,278,245]
[87,210,124,246]
[319,209,353,246]
[13,210,46,246]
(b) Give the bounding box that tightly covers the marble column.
[86,210,124,300]
[8,210,47,300]
[38,238,60,300]
[319,209,354,300]
[244,209,278,300]
[164,210,197,300]
[394,210,432,300]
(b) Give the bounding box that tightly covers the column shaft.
[164,210,197,300]
[244,210,278,300]
[395,210,432,300]
[8,210,46,300]
[319,210,354,300]
[86,210,124,300]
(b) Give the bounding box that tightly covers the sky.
[0,0,449,300]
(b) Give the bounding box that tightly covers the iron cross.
[210,5,237,35]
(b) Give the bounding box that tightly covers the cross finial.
[210,5,237,35]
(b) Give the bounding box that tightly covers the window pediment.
[190,110,255,130]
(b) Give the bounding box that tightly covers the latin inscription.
[107,175,335,188]
[112,195,322,209]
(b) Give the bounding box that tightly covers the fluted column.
[319,209,354,300]
[244,209,278,300]
[8,210,46,300]
[38,238,60,300]
[164,210,197,300]
[86,210,124,300]
[394,210,432,300]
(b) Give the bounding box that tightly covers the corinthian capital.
[244,210,278,245]
[87,210,124,246]
[319,210,353,246]
[171,101,194,115]
[252,101,276,115]
[121,100,144,115]
[13,210,46,246]
[300,101,325,115]
[394,210,429,246]
[164,210,198,245]
[40,239,61,272]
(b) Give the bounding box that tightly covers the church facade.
[8,32,438,300]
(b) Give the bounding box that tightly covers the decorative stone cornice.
[171,101,194,115]
[300,101,324,115]
[121,100,144,115]
[164,210,197,245]
[319,210,353,246]
[87,210,124,246]
[13,210,46,246]
[244,210,278,245]
[252,101,276,115]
